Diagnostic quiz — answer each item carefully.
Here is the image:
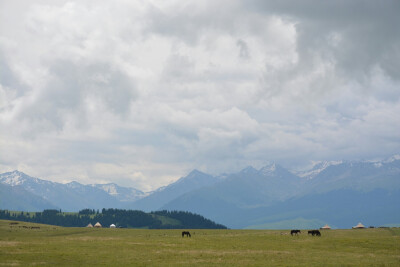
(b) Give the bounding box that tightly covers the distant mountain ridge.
[160,157,400,228]
[1,155,399,229]
[0,171,144,211]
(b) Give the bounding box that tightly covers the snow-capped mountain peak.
[0,170,44,186]
[0,170,24,186]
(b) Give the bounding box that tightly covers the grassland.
[0,220,399,266]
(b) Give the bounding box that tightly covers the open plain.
[0,220,399,266]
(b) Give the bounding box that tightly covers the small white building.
[110,224,116,228]
[86,223,93,228]
[94,222,102,228]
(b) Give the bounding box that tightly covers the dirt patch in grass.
[0,261,48,267]
[127,242,148,245]
[0,260,21,266]
[160,249,292,256]
[0,241,20,247]
[160,243,178,247]
[66,236,121,241]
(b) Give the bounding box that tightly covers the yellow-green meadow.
[0,220,399,266]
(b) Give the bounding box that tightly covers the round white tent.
[110,224,116,228]
[353,222,365,229]
[320,224,331,230]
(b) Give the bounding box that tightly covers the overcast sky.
[1,0,399,191]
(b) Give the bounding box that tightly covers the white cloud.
[0,0,399,190]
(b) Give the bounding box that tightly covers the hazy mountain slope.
[164,187,400,229]
[244,189,400,229]
[130,170,219,211]
[162,163,303,212]
[0,183,58,211]
[212,163,304,208]
[162,188,243,227]
[63,181,122,210]
[92,183,146,202]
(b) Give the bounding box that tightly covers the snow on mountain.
[66,181,85,189]
[92,183,147,202]
[0,170,25,186]
[384,154,400,163]
[259,163,277,176]
[97,184,119,195]
[296,160,343,179]
[0,170,51,186]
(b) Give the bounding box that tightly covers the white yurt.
[110,224,116,228]
[320,224,331,230]
[86,223,93,228]
[353,222,365,229]
[94,222,102,228]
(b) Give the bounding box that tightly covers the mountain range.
[1,155,399,229]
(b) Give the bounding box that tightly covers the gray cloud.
[236,39,250,59]
[0,0,399,190]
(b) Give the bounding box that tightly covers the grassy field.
[0,220,399,266]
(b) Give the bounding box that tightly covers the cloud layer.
[1,0,399,190]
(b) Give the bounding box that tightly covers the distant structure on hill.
[110,224,116,228]
[353,222,365,229]
[94,222,102,228]
[320,224,331,230]
[87,223,93,228]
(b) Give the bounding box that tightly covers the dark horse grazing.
[308,230,321,236]
[290,229,301,236]
[182,231,191,237]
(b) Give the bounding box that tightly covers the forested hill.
[0,209,227,229]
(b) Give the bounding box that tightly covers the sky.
[1,0,399,191]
